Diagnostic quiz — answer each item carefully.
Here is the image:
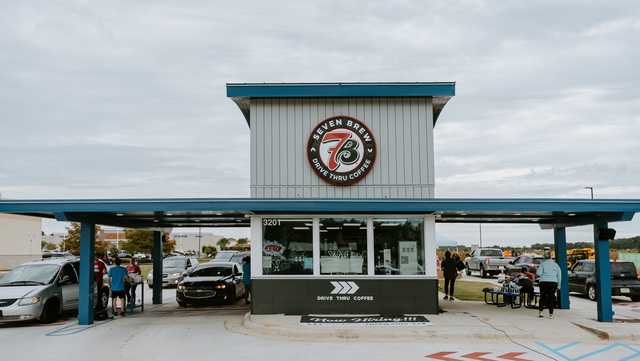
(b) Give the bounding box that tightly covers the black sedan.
[504,255,544,277]
[569,260,640,302]
[176,262,246,307]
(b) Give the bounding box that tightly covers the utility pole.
[584,186,594,199]
[479,223,483,248]
[197,227,202,256]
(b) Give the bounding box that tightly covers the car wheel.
[97,288,109,310]
[177,301,187,307]
[587,284,597,301]
[480,265,487,278]
[465,265,471,276]
[228,287,236,305]
[39,299,60,324]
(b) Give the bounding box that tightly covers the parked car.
[213,251,240,262]
[42,251,74,259]
[0,258,110,323]
[569,260,640,302]
[147,256,199,288]
[464,248,514,278]
[116,251,132,259]
[504,255,544,277]
[176,262,245,307]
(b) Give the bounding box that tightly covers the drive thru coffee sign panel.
[307,116,376,186]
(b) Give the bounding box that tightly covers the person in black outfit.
[441,251,458,301]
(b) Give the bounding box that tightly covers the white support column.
[367,217,375,276]
[313,218,320,275]
[250,216,263,277]
[424,215,437,277]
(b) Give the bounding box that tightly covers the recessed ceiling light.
[568,213,576,216]
[166,213,173,216]
[153,219,159,223]
[215,212,222,216]
[116,213,124,217]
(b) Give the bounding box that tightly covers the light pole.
[584,186,594,199]
[197,227,202,256]
[479,223,483,248]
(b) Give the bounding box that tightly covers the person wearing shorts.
[108,257,128,316]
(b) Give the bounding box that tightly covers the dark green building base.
[251,278,439,315]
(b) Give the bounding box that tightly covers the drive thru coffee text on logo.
[307,116,376,186]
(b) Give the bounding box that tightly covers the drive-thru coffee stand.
[1,82,639,324]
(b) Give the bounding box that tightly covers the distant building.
[0,213,42,269]
[171,232,225,253]
[97,229,128,249]
[42,232,66,247]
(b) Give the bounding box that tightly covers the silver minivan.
[0,257,109,323]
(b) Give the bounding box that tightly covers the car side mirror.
[58,275,71,285]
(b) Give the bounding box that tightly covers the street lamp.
[584,186,594,199]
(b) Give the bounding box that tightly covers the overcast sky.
[1,1,639,245]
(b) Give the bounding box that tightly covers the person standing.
[536,253,562,318]
[441,251,458,301]
[108,257,128,316]
[127,258,142,311]
[242,256,251,304]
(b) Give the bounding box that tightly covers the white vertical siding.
[250,97,435,199]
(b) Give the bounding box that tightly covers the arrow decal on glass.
[330,281,359,294]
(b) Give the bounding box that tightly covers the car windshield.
[480,250,502,257]
[214,252,236,261]
[163,258,186,269]
[0,264,59,286]
[612,263,637,276]
[190,266,232,277]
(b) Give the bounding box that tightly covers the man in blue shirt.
[242,256,251,304]
[108,258,129,316]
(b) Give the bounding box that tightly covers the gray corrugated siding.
[250,97,434,199]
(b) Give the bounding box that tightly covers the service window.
[320,218,367,275]
[262,218,313,275]
[373,218,424,275]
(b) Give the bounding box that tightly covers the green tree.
[62,223,102,255]
[217,238,231,250]
[41,241,57,251]
[202,245,217,257]
[236,238,249,246]
[120,229,176,254]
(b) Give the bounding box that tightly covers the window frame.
[251,214,434,279]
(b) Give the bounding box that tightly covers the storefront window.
[373,218,424,275]
[319,218,367,275]
[262,218,313,275]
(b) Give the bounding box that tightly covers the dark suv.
[568,260,640,302]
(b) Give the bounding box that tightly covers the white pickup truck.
[464,248,514,278]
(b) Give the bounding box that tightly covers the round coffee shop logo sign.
[307,116,376,185]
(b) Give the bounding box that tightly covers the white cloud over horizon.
[1,1,639,244]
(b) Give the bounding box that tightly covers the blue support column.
[152,231,163,305]
[594,222,613,322]
[78,222,96,325]
[553,227,570,310]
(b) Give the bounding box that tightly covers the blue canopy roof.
[0,198,637,229]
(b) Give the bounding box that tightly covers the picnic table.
[483,284,540,309]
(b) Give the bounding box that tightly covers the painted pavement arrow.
[424,351,463,361]
[461,352,496,361]
[496,352,531,361]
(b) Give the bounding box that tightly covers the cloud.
[1,1,639,242]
